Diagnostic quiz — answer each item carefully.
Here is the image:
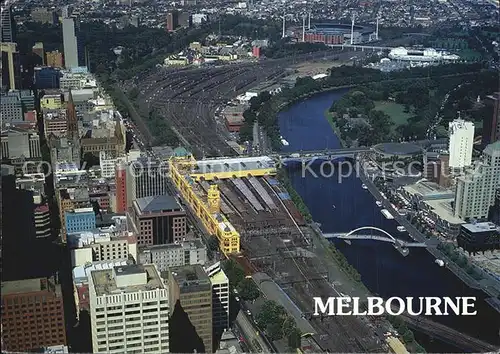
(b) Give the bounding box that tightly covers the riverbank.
[358,161,500,301]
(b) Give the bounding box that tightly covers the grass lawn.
[374,101,412,129]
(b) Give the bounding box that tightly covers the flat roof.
[142,240,205,252]
[423,198,465,225]
[193,156,275,174]
[2,277,59,295]
[210,269,228,285]
[462,222,500,233]
[91,264,164,296]
[170,264,211,292]
[403,181,453,199]
[135,195,181,213]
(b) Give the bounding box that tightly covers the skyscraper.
[448,118,474,169]
[88,264,170,353]
[1,5,16,43]
[454,141,500,221]
[482,93,500,146]
[62,17,80,69]
[2,276,67,352]
[169,265,213,353]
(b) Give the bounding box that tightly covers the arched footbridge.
[324,226,428,250]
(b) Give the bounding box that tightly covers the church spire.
[66,89,78,139]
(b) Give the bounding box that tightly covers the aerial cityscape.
[1,0,499,353]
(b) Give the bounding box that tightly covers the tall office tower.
[166,11,179,31]
[62,17,79,69]
[129,158,169,203]
[1,166,37,280]
[115,161,129,213]
[454,141,500,221]
[1,5,16,43]
[169,265,213,353]
[89,264,169,353]
[1,276,67,352]
[482,93,500,146]
[448,118,474,169]
[204,262,229,335]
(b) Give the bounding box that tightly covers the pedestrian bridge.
[324,226,427,248]
[272,147,371,162]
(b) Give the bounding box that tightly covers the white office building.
[89,264,169,353]
[454,141,500,220]
[68,226,138,267]
[128,158,169,205]
[448,119,474,169]
[139,240,207,272]
[204,262,229,333]
[62,18,79,69]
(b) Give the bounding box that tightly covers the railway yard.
[168,154,385,352]
[126,49,388,352]
[129,49,365,158]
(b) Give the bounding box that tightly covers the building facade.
[454,141,500,220]
[89,264,169,353]
[34,204,52,238]
[46,51,64,68]
[448,118,474,169]
[35,67,61,89]
[458,221,500,253]
[62,18,79,69]
[482,93,500,147]
[128,158,169,203]
[205,262,229,334]
[169,265,213,353]
[128,195,187,246]
[139,240,207,272]
[65,207,96,234]
[1,277,67,352]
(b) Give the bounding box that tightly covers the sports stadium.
[300,23,376,45]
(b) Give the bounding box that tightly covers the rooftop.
[170,264,211,293]
[135,194,182,213]
[423,198,465,225]
[142,239,205,252]
[193,156,275,174]
[373,142,423,156]
[91,264,165,296]
[2,277,60,296]
[462,222,500,233]
[403,181,454,200]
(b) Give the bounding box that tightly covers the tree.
[237,278,260,301]
[287,327,302,349]
[402,329,414,344]
[207,236,219,252]
[222,259,245,287]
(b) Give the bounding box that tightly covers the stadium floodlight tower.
[308,11,311,29]
[376,14,380,40]
[302,14,306,42]
[350,12,356,45]
[282,11,286,38]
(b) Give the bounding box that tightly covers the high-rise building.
[1,127,41,161]
[482,93,500,147]
[1,276,67,352]
[89,264,169,353]
[128,194,188,246]
[34,67,62,89]
[1,5,16,43]
[139,240,207,272]
[1,43,21,91]
[204,262,229,334]
[32,42,45,64]
[169,264,213,353]
[448,118,474,169]
[457,221,500,253]
[128,158,169,202]
[166,11,179,31]
[62,17,80,69]
[46,50,64,68]
[454,141,500,221]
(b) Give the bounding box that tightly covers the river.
[278,90,499,351]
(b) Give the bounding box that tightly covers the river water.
[278,90,499,351]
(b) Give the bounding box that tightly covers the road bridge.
[272,147,370,162]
